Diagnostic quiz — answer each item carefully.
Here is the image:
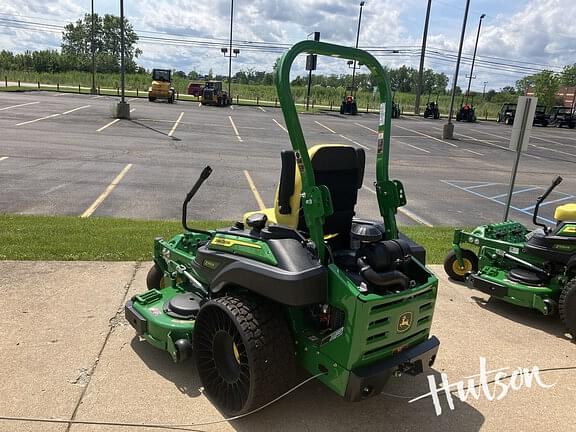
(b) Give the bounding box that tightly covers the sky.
[0,0,575,91]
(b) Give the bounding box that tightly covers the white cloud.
[1,0,575,90]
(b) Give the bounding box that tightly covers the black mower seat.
[244,144,365,237]
[507,268,549,286]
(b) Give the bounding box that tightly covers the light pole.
[350,1,365,97]
[414,0,432,115]
[221,47,240,96]
[482,81,488,99]
[116,0,130,119]
[90,0,97,95]
[227,0,235,97]
[465,13,486,101]
[442,0,470,139]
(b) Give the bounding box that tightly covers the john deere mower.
[456,96,476,122]
[340,94,358,115]
[148,69,175,103]
[126,41,440,416]
[444,176,576,337]
[201,81,231,107]
[423,94,440,119]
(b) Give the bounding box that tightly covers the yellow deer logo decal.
[397,312,413,333]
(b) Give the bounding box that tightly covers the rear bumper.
[344,336,440,401]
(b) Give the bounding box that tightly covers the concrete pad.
[0,261,138,432]
[71,264,574,432]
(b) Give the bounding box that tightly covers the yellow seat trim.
[244,144,349,229]
[554,203,576,221]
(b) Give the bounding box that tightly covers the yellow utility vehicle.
[148,69,175,103]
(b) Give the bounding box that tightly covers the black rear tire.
[444,249,478,282]
[146,263,164,289]
[559,277,576,338]
[194,295,296,416]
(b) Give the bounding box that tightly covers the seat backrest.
[274,144,365,236]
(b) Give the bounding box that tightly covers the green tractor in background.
[444,177,576,337]
[126,41,440,416]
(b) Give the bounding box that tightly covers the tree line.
[0,13,142,74]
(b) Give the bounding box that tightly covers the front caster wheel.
[146,263,165,289]
[444,249,478,282]
[193,295,296,416]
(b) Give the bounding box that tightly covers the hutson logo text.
[409,357,555,415]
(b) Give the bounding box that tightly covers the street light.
[90,0,96,95]
[414,0,432,115]
[442,0,470,139]
[350,1,365,97]
[465,13,486,101]
[482,81,488,99]
[115,0,130,119]
[226,0,236,97]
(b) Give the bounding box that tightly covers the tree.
[532,70,560,110]
[515,76,534,95]
[561,64,576,87]
[501,86,516,94]
[61,13,141,73]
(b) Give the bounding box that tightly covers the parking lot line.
[315,120,336,134]
[394,124,459,148]
[91,95,104,99]
[455,131,507,151]
[355,122,377,134]
[0,101,39,111]
[490,187,539,199]
[96,119,120,132]
[273,118,288,133]
[168,112,184,137]
[394,139,430,153]
[16,113,60,126]
[62,105,91,115]
[243,170,266,210]
[0,157,8,162]
[441,179,556,224]
[463,148,484,156]
[530,134,576,149]
[339,134,370,150]
[362,185,433,227]
[529,144,576,158]
[228,116,243,142]
[522,195,574,211]
[80,164,133,218]
[258,107,266,112]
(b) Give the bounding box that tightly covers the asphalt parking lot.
[1,91,575,227]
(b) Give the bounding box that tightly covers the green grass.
[0,214,455,263]
[1,69,511,117]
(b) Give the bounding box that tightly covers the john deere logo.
[397,312,413,333]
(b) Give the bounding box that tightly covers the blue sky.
[1,0,575,90]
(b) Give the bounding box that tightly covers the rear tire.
[148,96,156,102]
[444,249,478,282]
[559,277,576,338]
[194,295,296,416]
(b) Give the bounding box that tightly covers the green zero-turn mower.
[125,41,440,416]
[444,176,576,337]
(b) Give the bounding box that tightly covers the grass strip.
[0,214,455,263]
